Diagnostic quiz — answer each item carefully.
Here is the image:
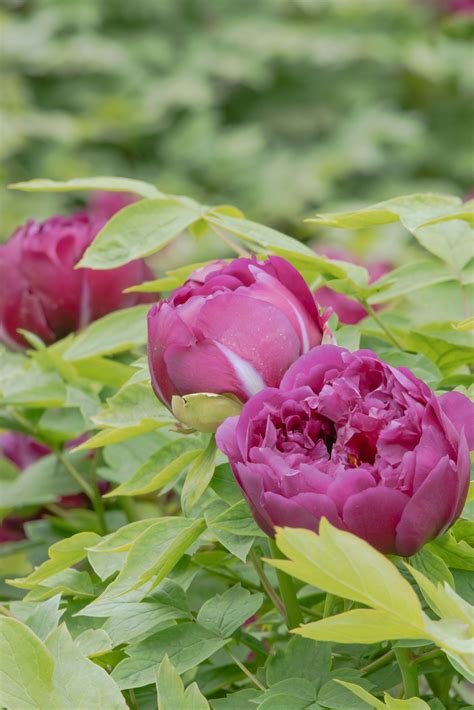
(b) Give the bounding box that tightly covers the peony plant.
[0,177,473,709]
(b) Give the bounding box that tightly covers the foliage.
[1,0,473,236]
[0,178,473,708]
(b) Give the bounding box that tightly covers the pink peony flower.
[147,256,325,406]
[0,212,155,349]
[217,345,473,556]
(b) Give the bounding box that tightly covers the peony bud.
[147,256,325,407]
[0,212,155,349]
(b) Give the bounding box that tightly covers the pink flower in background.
[88,191,137,221]
[148,256,326,406]
[314,247,391,325]
[0,432,106,542]
[0,211,155,349]
[449,0,474,13]
[217,345,473,556]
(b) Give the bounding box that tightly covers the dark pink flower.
[314,248,391,325]
[217,345,473,556]
[0,212,155,349]
[147,256,325,406]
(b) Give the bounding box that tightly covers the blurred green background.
[1,0,473,238]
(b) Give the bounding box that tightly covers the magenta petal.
[235,463,275,536]
[343,486,409,554]
[327,469,376,514]
[216,416,241,461]
[395,455,458,557]
[289,492,346,530]
[438,391,474,449]
[165,338,255,402]
[451,430,471,521]
[147,303,194,406]
[262,491,320,532]
[194,293,300,388]
[281,344,347,390]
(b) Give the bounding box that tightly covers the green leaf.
[73,356,134,388]
[197,585,263,638]
[0,452,83,508]
[181,436,217,516]
[206,499,264,561]
[307,194,461,231]
[106,439,202,497]
[208,213,315,258]
[295,609,427,645]
[270,521,424,624]
[10,595,64,642]
[367,260,456,305]
[8,532,100,590]
[63,305,150,361]
[172,393,243,433]
[155,655,210,710]
[414,220,473,272]
[112,622,229,689]
[125,261,211,293]
[77,383,173,449]
[79,198,202,269]
[428,533,474,571]
[9,176,162,199]
[25,569,94,601]
[46,624,127,709]
[411,548,455,589]
[255,678,318,708]
[92,517,206,602]
[266,636,331,687]
[210,689,260,709]
[183,683,210,710]
[335,681,430,709]
[319,678,375,710]
[156,655,186,710]
[74,629,114,657]
[0,616,59,710]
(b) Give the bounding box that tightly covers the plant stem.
[210,225,251,258]
[249,548,286,619]
[361,650,395,675]
[363,301,404,350]
[395,647,419,698]
[57,452,107,535]
[323,593,336,618]
[226,647,266,691]
[412,648,443,666]
[269,539,303,629]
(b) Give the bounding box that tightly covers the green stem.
[249,548,286,619]
[323,593,336,618]
[226,647,266,691]
[361,650,395,675]
[395,647,419,698]
[363,301,404,350]
[269,539,303,629]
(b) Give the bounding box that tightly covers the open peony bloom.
[148,256,325,407]
[314,247,391,325]
[0,212,155,349]
[217,345,473,556]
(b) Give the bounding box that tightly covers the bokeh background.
[1,0,473,239]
